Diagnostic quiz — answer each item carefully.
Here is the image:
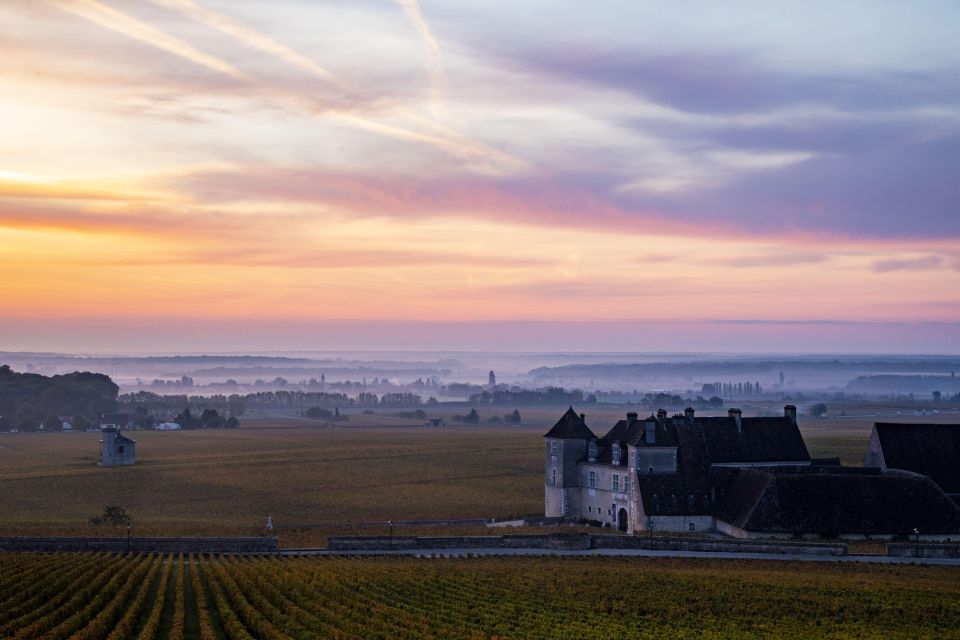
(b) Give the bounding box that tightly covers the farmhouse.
[100,427,136,466]
[545,407,960,539]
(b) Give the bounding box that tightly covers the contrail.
[146,0,338,83]
[395,0,439,52]
[50,0,521,170]
[49,0,245,79]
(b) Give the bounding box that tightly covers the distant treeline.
[119,390,428,415]
[469,387,594,405]
[0,364,118,430]
[846,375,960,394]
[528,359,960,379]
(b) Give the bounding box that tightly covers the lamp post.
[913,528,920,558]
[126,523,131,553]
[388,520,394,541]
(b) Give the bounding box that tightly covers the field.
[1,552,958,639]
[0,405,956,546]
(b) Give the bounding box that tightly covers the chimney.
[729,408,742,434]
[784,405,797,426]
[656,409,667,422]
[684,407,695,423]
[579,413,586,422]
[626,411,638,424]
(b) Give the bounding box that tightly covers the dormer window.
[588,440,598,462]
[612,444,621,465]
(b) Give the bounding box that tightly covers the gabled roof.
[543,407,596,440]
[114,433,135,445]
[620,415,809,465]
[716,466,960,535]
[872,423,960,495]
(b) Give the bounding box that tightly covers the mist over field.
[2,350,958,396]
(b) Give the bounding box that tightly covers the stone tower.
[543,407,595,517]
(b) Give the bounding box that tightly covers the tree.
[43,413,62,431]
[809,403,828,418]
[89,505,131,527]
[507,409,522,425]
[463,408,480,424]
[709,396,723,408]
[200,409,223,428]
[18,417,37,432]
[174,407,195,428]
[225,416,240,429]
[933,391,942,403]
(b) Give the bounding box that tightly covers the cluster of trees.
[119,392,246,418]
[0,365,118,431]
[468,387,593,406]
[641,393,724,410]
[171,408,239,429]
[450,409,522,425]
[244,390,427,409]
[303,406,347,421]
[700,382,763,398]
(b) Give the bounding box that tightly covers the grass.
[1,553,958,639]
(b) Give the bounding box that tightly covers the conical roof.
[543,407,596,439]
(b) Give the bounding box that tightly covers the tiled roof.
[716,466,960,535]
[872,423,960,495]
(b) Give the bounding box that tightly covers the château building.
[545,406,960,539]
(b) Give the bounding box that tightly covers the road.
[278,546,960,566]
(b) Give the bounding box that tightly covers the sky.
[1,0,958,353]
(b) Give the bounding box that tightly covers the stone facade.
[101,427,136,466]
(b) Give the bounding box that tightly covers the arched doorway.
[617,508,628,532]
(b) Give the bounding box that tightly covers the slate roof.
[872,423,960,496]
[716,466,960,535]
[543,407,597,440]
[602,414,809,465]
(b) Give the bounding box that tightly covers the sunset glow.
[2,1,958,352]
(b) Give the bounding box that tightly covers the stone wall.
[326,534,846,556]
[0,536,278,553]
[591,534,847,556]
[888,542,960,558]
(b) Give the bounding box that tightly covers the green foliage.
[0,364,118,426]
[89,506,132,527]
[809,403,828,418]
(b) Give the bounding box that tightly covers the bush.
[89,505,132,527]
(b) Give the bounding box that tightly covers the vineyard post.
[127,523,131,552]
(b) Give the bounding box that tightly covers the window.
[612,475,619,492]
[612,444,621,465]
[648,467,654,474]
[589,471,596,488]
[117,446,124,454]
[689,522,696,532]
[588,440,597,460]
[588,506,592,513]
[551,469,557,486]
[550,441,558,456]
